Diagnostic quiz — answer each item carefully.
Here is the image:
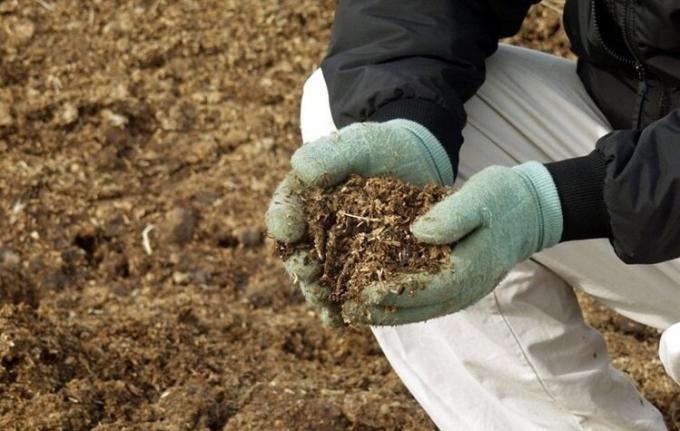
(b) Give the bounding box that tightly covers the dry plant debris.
[283,175,452,303]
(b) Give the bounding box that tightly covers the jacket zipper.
[590,0,635,66]
[590,0,648,128]
[621,0,648,129]
[633,63,648,128]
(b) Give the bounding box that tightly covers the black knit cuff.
[368,99,463,178]
[545,151,610,242]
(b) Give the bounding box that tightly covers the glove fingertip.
[265,203,306,243]
[290,146,332,187]
[284,252,321,282]
[299,286,327,308]
[341,300,369,324]
[411,204,484,245]
[291,134,354,188]
[319,306,345,328]
[266,173,308,242]
[360,282,390,305]
[410,216,452,245]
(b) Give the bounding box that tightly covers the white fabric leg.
[660,323,680,385]
[299,45,680,430]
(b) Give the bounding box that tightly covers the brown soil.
[286,175,451,303]
[0,2,677,430]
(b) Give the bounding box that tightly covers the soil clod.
[159,206,199,245]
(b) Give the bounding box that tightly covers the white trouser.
[299,44,680,431]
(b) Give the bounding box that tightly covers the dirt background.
[0,1,677,430]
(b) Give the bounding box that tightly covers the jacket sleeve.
[546,108,680,264]
[320,0,537,177]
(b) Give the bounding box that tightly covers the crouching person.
[267,1,680,429]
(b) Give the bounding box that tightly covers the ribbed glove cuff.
[513,161,564,250]
[385,119,455,186]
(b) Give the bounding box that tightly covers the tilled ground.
[0,1,677,429]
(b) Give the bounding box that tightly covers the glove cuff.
[385,119,455,186]
[368,98,464,179]
[513,162,564,250]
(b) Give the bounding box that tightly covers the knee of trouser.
[659,322,680,385]
[300,69,337,144]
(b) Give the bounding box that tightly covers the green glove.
[342,162,563,326]
[265,120,454,326]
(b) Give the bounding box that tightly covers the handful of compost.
[278,174,454,324]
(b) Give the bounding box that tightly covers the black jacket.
[320,0,680,264]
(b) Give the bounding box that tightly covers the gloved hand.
[265,119,454,326]
[343,162,563,325]
[660,322,680,385]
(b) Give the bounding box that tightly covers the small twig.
[141,224,156,255]
[541,0,564,14]
[34,0,55,11]
[337,210,381,223]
